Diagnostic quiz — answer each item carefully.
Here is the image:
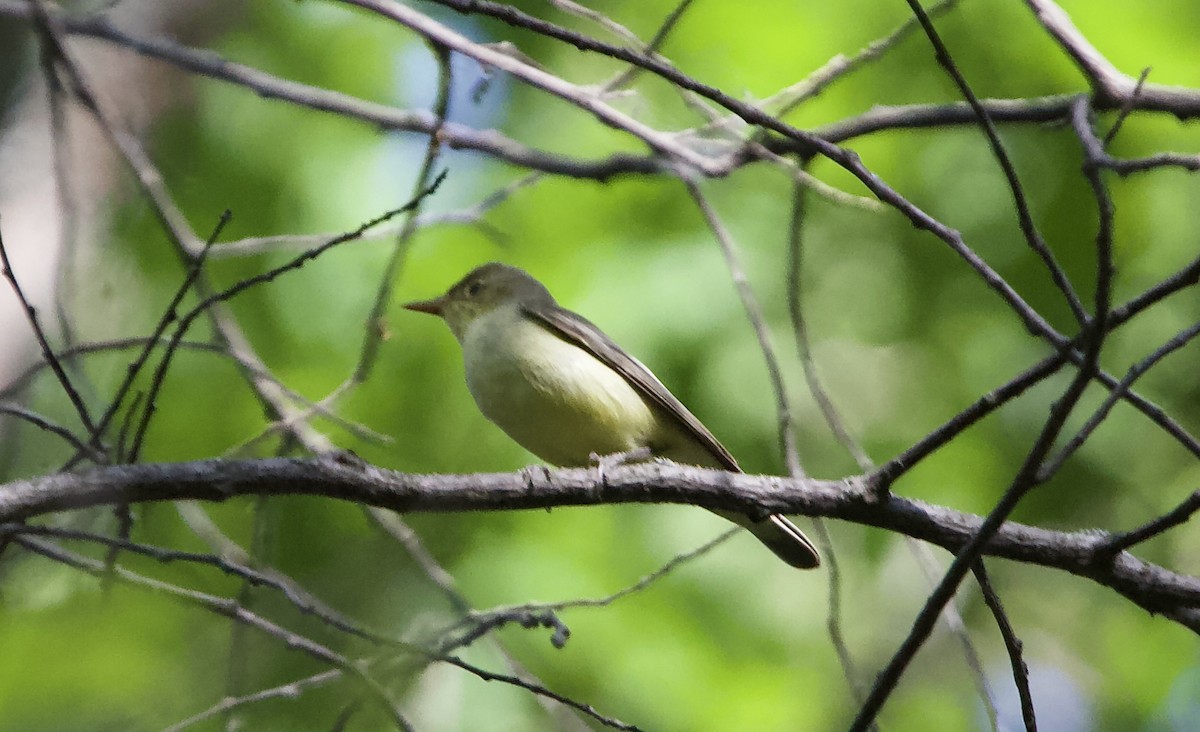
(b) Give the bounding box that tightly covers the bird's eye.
[466,281,483,297]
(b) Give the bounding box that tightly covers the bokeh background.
[0,0,1198,730]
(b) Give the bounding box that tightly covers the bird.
[403,262,819,569]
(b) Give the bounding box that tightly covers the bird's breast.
[460,307,658,466]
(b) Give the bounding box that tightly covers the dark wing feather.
[524,304,741,472]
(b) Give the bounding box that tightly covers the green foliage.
[1,0,1197,730]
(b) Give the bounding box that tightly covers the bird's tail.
[715,510,821,569]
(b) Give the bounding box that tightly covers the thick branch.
[2,458,1198,622]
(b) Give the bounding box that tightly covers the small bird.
[403,263,819,569]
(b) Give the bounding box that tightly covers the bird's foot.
[588,447,653,486]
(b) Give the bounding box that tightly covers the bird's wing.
[524,304,740,472]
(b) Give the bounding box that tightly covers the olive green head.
[403,263,555,341]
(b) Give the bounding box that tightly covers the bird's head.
[403,262,555,341]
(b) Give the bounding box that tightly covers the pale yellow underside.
[460,303,715,468]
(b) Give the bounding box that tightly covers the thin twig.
[14,535,414,731]
[1096,490,1200,561]
[850,350,1102,728]
[1039,318,1200,482]
[210,173,541,259]
[365,506,598,730]
[714,0,961,144]
[873,247,1200,489]
[0,402,101,460]
[1102,151,1200,176]
[40,37,81,351]
[23,0,347,460]
[0,337,385,444]
[347,0,730,175]
[453,527,737,649]
[440,654,642,731]
[164,669,345,732]
[910,540,1000,732]
[350,41,452,386]
[973,561,1037,732]
[785,175,872,473]
[683,179,803,475]
[1,522,402,646]
[94,212,229,461]
[0,220,98,437]
[1104,67,1150,145]
[126,176,445,462]
[602,0,697,91]
[905,0,1087,326]
[848,93,1117,731]
[784,171,871,709]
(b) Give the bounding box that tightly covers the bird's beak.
[402,296,446,317]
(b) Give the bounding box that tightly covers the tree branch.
[2,457,1198,626]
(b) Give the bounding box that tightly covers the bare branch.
[2,522,398,646]
[1104,67,1151,145]
[164,669,345,732]
[0,337,384,445]
[452,526,737,648]
[125,176,444,461]
[1022,0,1200,114]
[0,221,97,437]
[684,179,803,475]
[85,210,231,465]
[0,0,666,181]
[1040,318,1200,482]
[973,562,1037,732]
[439,654,642,731]
[3,457,1199,624]
[13,534,413,730]
[350,41,451,386]
[346,0,729,176]
[1096,490,1200,561]
[851,181,1116,726]
[0,402,101,460]
[905,0,1087,325]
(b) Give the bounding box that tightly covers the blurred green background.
[0,0,1198,730]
